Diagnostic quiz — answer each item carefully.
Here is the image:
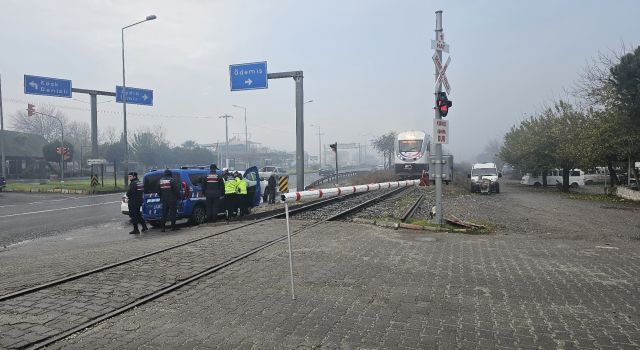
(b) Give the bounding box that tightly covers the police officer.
[159,169,180,231]
[202,164,224,223]
[223,171,239,218]
[267,173,277,204]
[127,172,148,234]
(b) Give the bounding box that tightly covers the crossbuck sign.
[432,53,451,94]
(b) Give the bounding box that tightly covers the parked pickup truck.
[258,166,287,180]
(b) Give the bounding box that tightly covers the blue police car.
[141,166,262,227]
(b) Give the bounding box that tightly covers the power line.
[2,96,220,119]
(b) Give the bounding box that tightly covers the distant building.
[1,130,48,177]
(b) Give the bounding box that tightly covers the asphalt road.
[0,191,126,247]
[0,171,350,247]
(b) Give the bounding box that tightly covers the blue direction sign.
[229,61,268,91]
[24,75,72,98]
[116,86,154,106]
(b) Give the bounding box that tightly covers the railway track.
[0,186,409,350]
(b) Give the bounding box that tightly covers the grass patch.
[7,179,126,193]
[405,218,459,231]
[566,191,640,204]
[465,219,496,234]
[405,217,495,234]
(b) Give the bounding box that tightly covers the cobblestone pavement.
[48,183,640,349]
[2,182,640,349]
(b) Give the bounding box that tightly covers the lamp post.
[122,14,156,187]
[304,100,317,167]
[231,104,248,167]
[310,124,322,167]
[219,115,233,169]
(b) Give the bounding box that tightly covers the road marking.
[0,193,122,208]
[0,201,120,218]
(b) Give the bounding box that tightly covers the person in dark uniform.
[159,169,180,232]
[127,171,148,234]
[267,174,277,204]
[202,164,224,223]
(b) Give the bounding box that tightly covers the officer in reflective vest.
[236,172,249,215]
[159,169,180,231]
[201,164,224,223]
[127,171,148,234]
[224,171,239,218]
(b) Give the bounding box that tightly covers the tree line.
[10,107,217,176]
[499,45,640,192]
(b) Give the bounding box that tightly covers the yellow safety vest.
[224,178,237,195]
[237,178,248,195]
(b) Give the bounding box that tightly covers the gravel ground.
[330,177,640,242]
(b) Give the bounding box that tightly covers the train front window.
[399,140,422,153]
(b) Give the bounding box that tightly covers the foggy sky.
[1,0,638,162]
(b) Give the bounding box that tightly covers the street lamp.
[219,115,233,169]
[310,124,322,167]
[231,105,248,166]
[122,14,156,187]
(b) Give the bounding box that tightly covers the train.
[394,130,431,179]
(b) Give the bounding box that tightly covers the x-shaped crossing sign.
[432,53,451,94]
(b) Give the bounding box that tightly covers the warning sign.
[434,119,449,144]
[90,174,99,187]
[278,175,289,193]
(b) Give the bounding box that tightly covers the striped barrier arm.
[281,179,420,204]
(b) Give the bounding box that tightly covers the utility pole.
[433,10,445,224]
[0,74,5,178]
[219,115,233,169]
[318,130,323,166]
[232,105,248,167]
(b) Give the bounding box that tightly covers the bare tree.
[372,131,397,169]
[66,121,90,148]
[10,106,67,142]
[99,126,119,144]
[571,44,631,109]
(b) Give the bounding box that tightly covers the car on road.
[318,166,336,176]
[318,166,335,177]
[258,166,287,180]
[0,176,6,191]
[141,166,262,227]
[121,193,129,215]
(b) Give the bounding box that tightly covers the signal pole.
[0,74,5,178]
[433,10,444,224]
[29,105,65,182]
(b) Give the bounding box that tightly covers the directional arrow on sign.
[432,53,452,94]
[29,81,38,90]
[245,78,253,86]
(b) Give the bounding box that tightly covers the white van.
[583,167,608,184]
[521,169,585,188]
[469,162,501,193]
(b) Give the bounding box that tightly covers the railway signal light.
[329,142,337,153]
[27,103,35,117]
[436,92,452,117]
